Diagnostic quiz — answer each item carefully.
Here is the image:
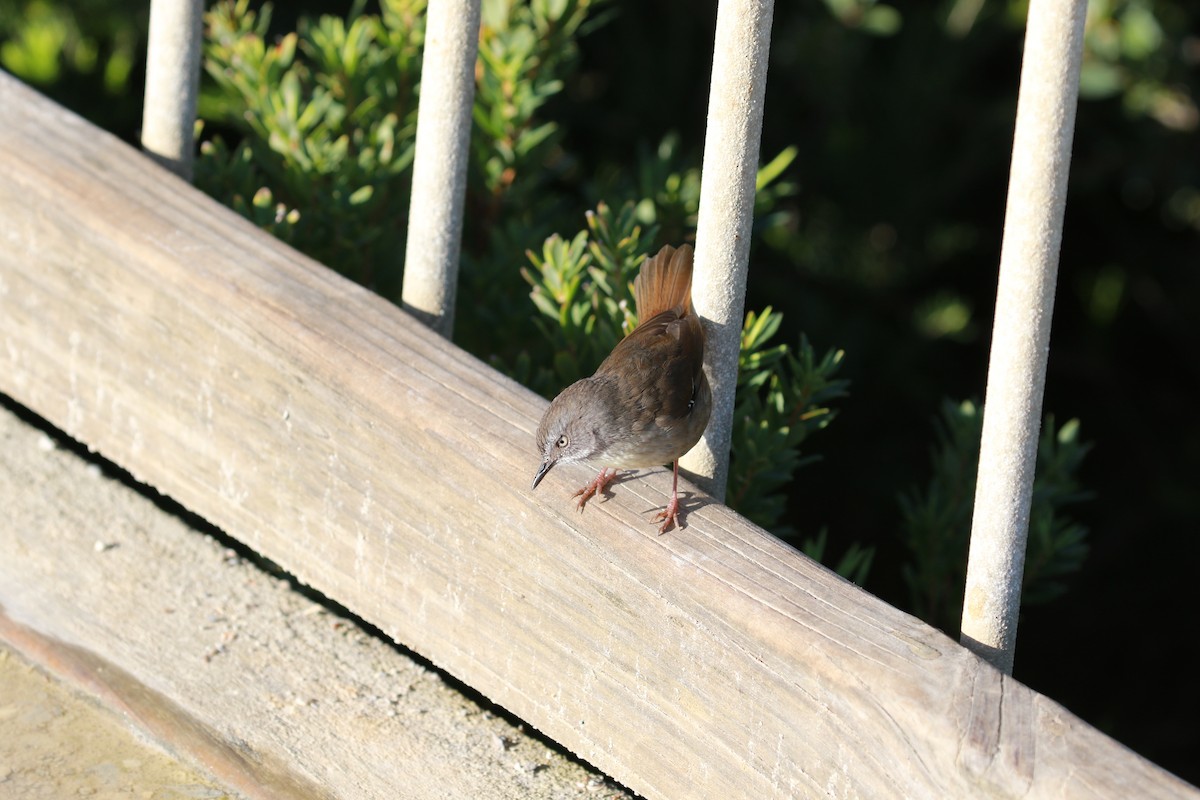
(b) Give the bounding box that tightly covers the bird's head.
[531,380,608,489]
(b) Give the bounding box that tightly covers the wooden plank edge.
[0,400,630,799]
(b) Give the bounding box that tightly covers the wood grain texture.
[0,402,626,800]
[0,73,1193,799]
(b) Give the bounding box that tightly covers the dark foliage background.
[3,0,1197,784]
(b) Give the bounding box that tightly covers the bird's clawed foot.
[573,467,618,511]
[652,493,683,534]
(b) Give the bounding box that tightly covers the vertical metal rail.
[961,0,1088,675]
[400,0,483,339]
[141,0,203,180]
[679,0,776,501]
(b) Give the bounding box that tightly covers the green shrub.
[899,400,1091,632]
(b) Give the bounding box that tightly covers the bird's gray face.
[531,382,605,489]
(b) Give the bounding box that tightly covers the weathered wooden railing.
[1,71,1194,798]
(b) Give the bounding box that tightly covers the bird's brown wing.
[596,307,706,422]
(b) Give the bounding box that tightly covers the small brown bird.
[531,243,712,533]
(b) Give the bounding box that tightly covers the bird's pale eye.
[556,434,569,449]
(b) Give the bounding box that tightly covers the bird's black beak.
[531,459,553,490]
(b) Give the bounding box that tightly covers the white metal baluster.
[961,0,1088,675]
[141,0,203,180]
[401,0,483,339]
[680,0,776,501]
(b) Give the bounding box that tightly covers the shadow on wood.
[0,73,1193,799]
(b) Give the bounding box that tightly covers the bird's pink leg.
[652,460,683,534]
[573,467,617,511]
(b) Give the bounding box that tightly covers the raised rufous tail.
[634,244,695,323]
